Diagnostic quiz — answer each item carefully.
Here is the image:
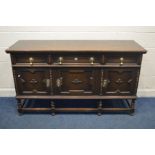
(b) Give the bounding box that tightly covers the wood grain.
[6,40,147,53]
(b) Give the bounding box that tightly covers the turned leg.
[129,99,136,116]
[17,99,23,115]
[51,101,55,116]
[97,100,103,116]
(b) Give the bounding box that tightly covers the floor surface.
[0,97,155,129]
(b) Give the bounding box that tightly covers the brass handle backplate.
[90,57,95,64]
[74,57,78,61]
[58,57,63,65]
[29,57,34,65]
[120,57,124,65]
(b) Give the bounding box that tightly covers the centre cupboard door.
[52,68,101,95]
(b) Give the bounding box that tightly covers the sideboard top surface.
[6,40,147,53]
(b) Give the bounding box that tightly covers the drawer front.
[14,68,51,95]
[102,68,139,95]
[52,68,101,95]
[53,53,101,65]
[103,53,141,65]
[12,53,49,65]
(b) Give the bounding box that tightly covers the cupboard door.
[15,68,51,95]
[103,68,139,95]
[52,68,101,95]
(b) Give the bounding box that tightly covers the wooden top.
[6,40,147,53]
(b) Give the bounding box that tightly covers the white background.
[0,0,155,155]
[0,0,155,26]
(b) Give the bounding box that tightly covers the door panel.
[103,68,139,95]
[52,68,101,95]
[15,68,50,95]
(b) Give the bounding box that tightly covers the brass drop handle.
[43,79,50,88]
[29,57,34,65]
[120,57,124,65]
[90,57,95,64]
[58,57,63,65]
[56,77,63,87]
[102,79,109,88]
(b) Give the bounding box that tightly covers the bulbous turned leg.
[129,112,134,116]
[97,100,103,116]
[51,101,55,116]
[17,99,23,115]
[129,99,136,116]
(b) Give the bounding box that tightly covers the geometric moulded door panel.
[103,68,139,95]
[14,68,51,95]
[52,68,101,95]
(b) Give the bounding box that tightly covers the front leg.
[97,100,103,116]
[17,99,23,115]
[51,101,55,116]
[129,99,136,116]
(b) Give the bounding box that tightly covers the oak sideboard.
[6,40,147,115]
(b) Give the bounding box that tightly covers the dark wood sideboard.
[6,40,147,115]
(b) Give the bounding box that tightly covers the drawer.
[12,53,49,65]
[103,53,141,65]
[53,54,101,65]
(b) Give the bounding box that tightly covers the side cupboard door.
[14,68,51,95]
[102,68,139,95]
